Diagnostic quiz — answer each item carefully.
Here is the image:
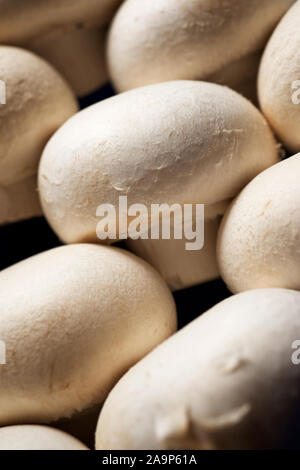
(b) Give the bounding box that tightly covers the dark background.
[0,82,231,330]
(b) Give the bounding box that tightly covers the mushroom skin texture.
[0,425,88,450]
[38,80,278,246]
[0,46,78,225]
[258,0,300,153]
[107,0,295,92]
[217,154,300,293]
[0,0,123,96]
[126,215,221,292]
[96,288,300,450]
[0,244,176,425]
[126,201,229,291]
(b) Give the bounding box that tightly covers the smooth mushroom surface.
[217,154,300,293]
[38,80,278,244]
[107,0,295,93]
[38,80,278,290]
[96,288,300,450]
[0,425,88,450]
[0,46,78,225]
[0,244,176,425]
[258,0,300,153]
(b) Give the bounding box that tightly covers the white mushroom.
[217,154,300,293]
[0,46,77,225]
[39,81,277,290]
[96,288,300,450]
[0,244,176,424]
[0,0,124,96]
[258,0,300,153]
[0,425,88,450]
[107,0,295,94]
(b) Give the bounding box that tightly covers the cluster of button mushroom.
[0,0,300,450]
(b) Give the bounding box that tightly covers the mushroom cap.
[38,80,278,244]
[0,46,77,187]
[96,288,300,450]
[0,244,176,424]
[258,0,300,153]
[0,0,123,44]
[0,46,77,224]
[0,425,88,450]
[107,0,295,92]
[217,154,300,293]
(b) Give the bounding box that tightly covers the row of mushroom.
[0,0,300,450]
